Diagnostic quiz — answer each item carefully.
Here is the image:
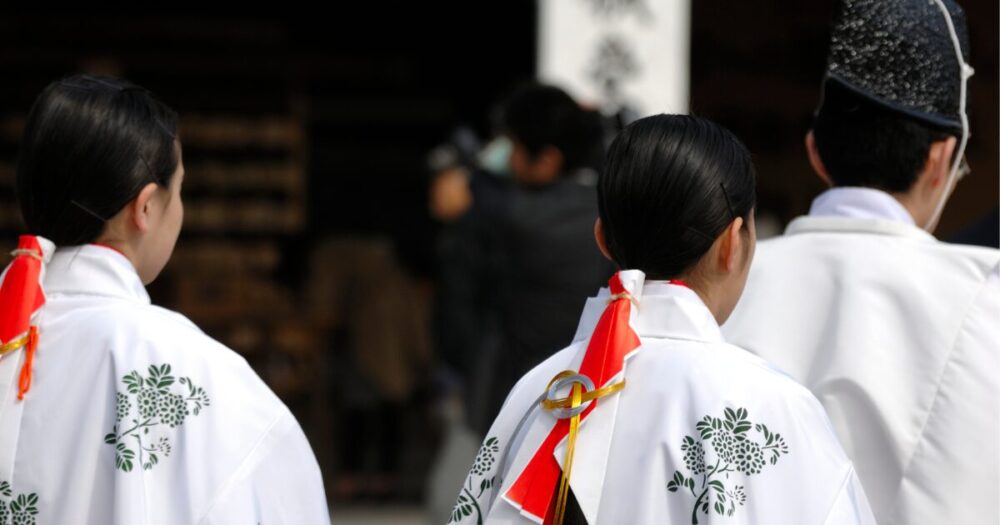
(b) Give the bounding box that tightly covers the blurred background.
[0,2,996,523]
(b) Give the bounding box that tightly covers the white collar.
[809,187,916,225]
[572,278,723,345]
[44,245,150,304]
[785,188,935,241]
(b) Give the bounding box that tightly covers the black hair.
[500,83,604,172]
[598,114,756,279]
[16,74,179,245]
[812,79,951,193]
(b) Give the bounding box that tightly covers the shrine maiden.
[448,115,875,525]
[0,75,330,524]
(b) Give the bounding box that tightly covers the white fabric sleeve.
[824,467,877,525]
[198,411,330,525]
[886,276,999,525]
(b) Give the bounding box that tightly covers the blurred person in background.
[426,85,614,522]
[429,125,510,403]
[430,84,615,438]
[488,84,616,434]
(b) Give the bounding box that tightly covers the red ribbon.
[506,273,642,522]
[0,236,47,400]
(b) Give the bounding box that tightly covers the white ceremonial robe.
[723,187,1000,525]
[0,244,330,524]
[449,271,875,525]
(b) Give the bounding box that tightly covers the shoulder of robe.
[83,302,286,413]
[667,340,851,463]
[755,230,1000,275]
[740,233,1000,323]
[638,337,818,403]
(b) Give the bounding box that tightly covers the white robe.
[0,244,330,524]
[449,271,875,525]
[723,188,1000,525]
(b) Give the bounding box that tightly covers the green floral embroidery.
[115,392,131,421]
[449,436,500,525]
[0,481,38,525]
[668,407,789,524]
[104,364,211,472]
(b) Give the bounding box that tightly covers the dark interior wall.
[0,6,539,277]
[1,2,994,250]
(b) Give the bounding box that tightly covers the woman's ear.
[128,182,160,233]
[594,217,613,262]
[718,217,745,273]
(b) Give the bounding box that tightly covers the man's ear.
[535,146,564,180]
[922,136,957,189]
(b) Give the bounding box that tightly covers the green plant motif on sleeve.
[104,364,211,472]
[0,481,39,525]
[448,436,501,525]
[667,407,789,524]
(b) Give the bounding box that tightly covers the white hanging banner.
[538,0,691,118]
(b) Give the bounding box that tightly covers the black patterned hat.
[820,0,973,133]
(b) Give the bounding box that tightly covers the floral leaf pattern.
[448,436,500,525]
[106,363,210,472]
[0,482,38,525]
[668,407,789,524]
